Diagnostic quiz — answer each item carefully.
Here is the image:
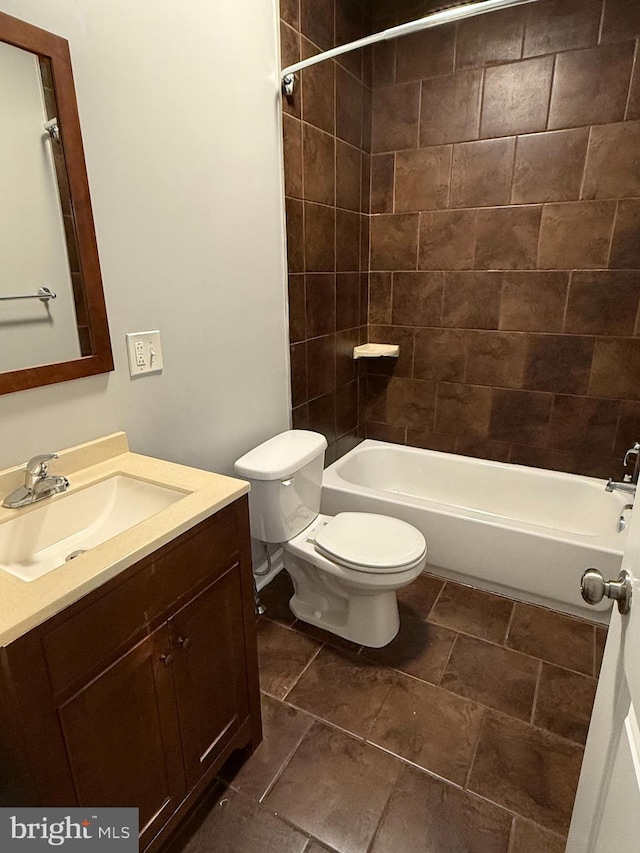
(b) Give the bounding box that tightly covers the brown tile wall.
[365,0,640,478]
[281,0,372,464]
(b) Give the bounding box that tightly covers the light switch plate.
[126,331,163,376]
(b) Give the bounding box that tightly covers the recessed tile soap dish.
[353,343,400,360]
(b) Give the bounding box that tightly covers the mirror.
[0,11,112,395]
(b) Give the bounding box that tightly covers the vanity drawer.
[149,501,240,615]
[40,503,240,694]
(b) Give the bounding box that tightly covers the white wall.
[0,41,80,371]
[0,0,290,474]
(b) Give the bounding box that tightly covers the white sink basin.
[0,475,188,582]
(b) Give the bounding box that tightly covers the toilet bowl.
[234,430,427,647]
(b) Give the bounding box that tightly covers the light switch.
[126,331,164,376]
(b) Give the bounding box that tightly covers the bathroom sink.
[0,475,187,582]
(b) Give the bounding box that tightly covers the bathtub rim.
[323,439,627,552]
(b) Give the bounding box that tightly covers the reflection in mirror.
[0,10,112,395]
[0,41,85,372]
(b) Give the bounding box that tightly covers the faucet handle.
[624,442,640,467]
[26,453,58,476]
[24,454,59,489]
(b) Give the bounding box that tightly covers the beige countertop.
[0,432,249,646]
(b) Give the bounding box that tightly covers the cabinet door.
[56,625,186,849]
[170,562,250,789]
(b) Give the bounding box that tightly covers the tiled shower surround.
[281,0,372,465]
[282,0,640,477]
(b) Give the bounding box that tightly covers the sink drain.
[65,549,87,562]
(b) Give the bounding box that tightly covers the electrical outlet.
[126,331,164,376]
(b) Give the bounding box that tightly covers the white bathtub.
[321,440,631,623]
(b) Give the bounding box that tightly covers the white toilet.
[235,430,427,647]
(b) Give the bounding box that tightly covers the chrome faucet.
[606,442,640,495]
[2,453,69,509]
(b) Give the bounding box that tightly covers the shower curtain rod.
[281,0,540,94]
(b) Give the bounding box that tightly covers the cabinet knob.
[160,653,174,667]
[177,636,191,649]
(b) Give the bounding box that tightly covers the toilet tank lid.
[234,430,328,480]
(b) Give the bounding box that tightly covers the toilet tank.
[234,430,328,543]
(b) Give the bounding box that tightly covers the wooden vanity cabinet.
[0,495,261,852]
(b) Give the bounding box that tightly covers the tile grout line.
[478,66,487,139]
[544,53,557,131]
[561,271,571,332]
[463,706,487,791]
[282,636,325,701]
[257,713,315,805]
[597,0,607,45]
[578,125,593,201]
[281,693,369,745]
[503,600,517,646]
[529,659,543,726]
[506,814,518,853]
[429,576,447,613]
[624,38,639,120]
[435,629,460,687]
[364,764,407,853]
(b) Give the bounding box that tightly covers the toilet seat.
[313,512,427,573]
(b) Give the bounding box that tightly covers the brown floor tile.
[291,618,362,653]
[510,818,567,853]
[370,765,512,853]
[506,604,595,676]
[286,647,399,737]
[219,695,313,801]
[468,712,583,835]
[177,787,308,853]
[368,675,485,784]
[265,722,402,853]
[260,570,296,626]
[257,620,321,700]
[304,842,334,853]
[533,663,597,745]
[397,572,444,619]
[428,582,514,644]
[361,616,457,684]
[595,626,608,676]
[441,634,539,721]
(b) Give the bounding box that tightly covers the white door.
[566,508,640,852]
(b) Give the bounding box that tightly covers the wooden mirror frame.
[0,11,113,396]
